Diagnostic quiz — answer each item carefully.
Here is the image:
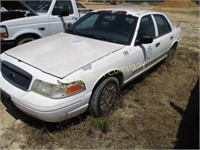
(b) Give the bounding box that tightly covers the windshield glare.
[70,12,138,45]
[25,0,52,13]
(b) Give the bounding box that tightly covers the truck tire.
[15,35,37,46]
[89,77,119,117]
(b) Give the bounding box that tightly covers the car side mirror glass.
[59,10,69,17]
[135,35,153,46]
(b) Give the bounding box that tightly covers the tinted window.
[69,12,138,45]
[137,15,155,40]
[52,1,73,15]
[76,14,99,29]
[154,14,171,36]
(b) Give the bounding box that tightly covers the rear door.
[153,14,173,56]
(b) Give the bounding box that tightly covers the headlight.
[0,26,8,38]
[31,80,86,99]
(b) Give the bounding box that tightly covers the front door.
[134,15,159,68]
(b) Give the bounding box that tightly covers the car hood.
[5,33,124,78]
[1,0,36,15]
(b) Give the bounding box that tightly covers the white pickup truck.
[0,9,181,122]
[0,0,88,51]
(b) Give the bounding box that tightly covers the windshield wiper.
[77,33,109,42]
[90,35,107,41]
[66,30,114,43]
[66,29,79,35]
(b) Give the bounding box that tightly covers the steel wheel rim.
[169,47,175,60]
[166,46,175,64]
[99,83,117,115]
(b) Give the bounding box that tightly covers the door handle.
[38,27,45,31]
[155,42,160,47]
[72,17,78,20]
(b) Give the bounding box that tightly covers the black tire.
[89,77,119,117]
[15,35,37,46]
[165,45,177,65]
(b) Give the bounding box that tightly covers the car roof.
[93,8,162,17]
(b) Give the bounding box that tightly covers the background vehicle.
[76,2,93,17]
[0,0,84,52]
[76,2,86,8]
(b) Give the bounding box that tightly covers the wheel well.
[92,70,124,93]
[15,33,41,44]
[172,41,178,49]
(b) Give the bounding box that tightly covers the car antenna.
[176,22,181,28]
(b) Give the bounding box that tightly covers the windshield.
[67,12,138,45]
[24,0,52,13]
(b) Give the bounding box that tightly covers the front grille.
[1,61,32,90]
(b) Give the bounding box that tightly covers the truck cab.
[0,0,80,52]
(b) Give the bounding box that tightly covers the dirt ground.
[0,4,199,149]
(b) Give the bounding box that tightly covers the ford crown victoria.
[0,9,181,122]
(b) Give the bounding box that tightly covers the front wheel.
[15,35,37,46]
[89,77,119,117]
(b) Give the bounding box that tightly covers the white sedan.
[0,9,181,122]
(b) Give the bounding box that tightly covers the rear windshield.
[25,0,52,13]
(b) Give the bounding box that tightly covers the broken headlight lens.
[31,79,86,99]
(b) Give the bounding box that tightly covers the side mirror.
[135,35,153,45]
[59,10,69,17]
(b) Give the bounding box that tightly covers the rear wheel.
[89,77,119,117]
[15,35,37,46]
[165,45,177,65]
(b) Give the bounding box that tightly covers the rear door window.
[154,14,171,37]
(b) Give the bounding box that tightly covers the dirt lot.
[0,4,199,149]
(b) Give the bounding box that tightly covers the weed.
[96,120,110,133]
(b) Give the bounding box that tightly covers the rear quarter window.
[154,14,171,37]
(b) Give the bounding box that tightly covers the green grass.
[96,120,110,133]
